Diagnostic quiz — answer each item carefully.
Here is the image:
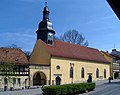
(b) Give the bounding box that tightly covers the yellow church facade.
[29,2,110,86]
[51,56,110,84]
[29,40,110,86]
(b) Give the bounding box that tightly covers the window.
[70,67,73,78]
[4,78,7,85]
[56,65,60,70]
[47,33,53,45]
[104,69,106,78]
[96,68,99,78]
[15,66,19,72]
[18,78,21,86]
[81,67,84,78]
[13,78,16,84]
[20,66,25,72]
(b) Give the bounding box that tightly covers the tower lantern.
[36,2,55,45]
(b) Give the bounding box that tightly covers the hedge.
[42,83,96,95]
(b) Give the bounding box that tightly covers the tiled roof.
[101,51,113,58]
[43,40,109,63]
[110,50,120,59]
[0,48,29,64]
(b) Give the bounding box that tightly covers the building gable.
[30,39,50,65]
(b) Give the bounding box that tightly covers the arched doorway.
[33,72,46,86]
[114,72,119,79]
[56,76,61,85]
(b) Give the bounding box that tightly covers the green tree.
[58,29,88,46]
[0,62,16,91]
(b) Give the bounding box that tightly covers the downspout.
[50,55,52,85]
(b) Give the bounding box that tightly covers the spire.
[43,2,50,20]
[36,2,55,44]
[45,2,47,7]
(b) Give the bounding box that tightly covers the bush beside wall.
[42,83,96,95]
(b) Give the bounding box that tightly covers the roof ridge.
[0,47,20,50]
[54,40,98,51]
[39,39,109,63]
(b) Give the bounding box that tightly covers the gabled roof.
[0,48,29,64]
[110,49,120,58]
[42,40,109,63]
[101,51,113,58]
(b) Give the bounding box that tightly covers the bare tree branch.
[57,29,88,46]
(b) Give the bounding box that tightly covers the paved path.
[0,88,42,95]
[80,79,120,95]
[0,79,120,95]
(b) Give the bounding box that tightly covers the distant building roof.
[109,49,120,63]
[0,48,29,64]
[110,49,120,57]
[42,40,109,63]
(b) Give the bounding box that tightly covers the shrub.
[86,83,96,91]
[42,82,96,95]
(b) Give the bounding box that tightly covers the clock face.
[47,32,54,45]
[48,33,53,39]
[48,32,53,40]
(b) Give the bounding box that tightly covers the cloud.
[18,0,40,3]
[0,32,36,40]
[0,29,37,51]
[86,15,115,25]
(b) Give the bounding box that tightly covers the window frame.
[70,66,73,78]
[47,32,53,45]
[96,68,99,78]
[81,67,84,78]
[104,69,106,78]
[56,65,60,70]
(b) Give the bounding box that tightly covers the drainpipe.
[50,56,51,85]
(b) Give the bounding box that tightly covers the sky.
[0,0,120,52]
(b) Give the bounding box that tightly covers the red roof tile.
[0,48,29,64]
[43,40,109,63]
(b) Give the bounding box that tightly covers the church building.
[29,2,110,86]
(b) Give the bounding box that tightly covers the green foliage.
[0,62,15,75]
[86,83,96,91]
[0,62,16,83]
[42,83,96,95]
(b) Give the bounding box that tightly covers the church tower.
[36,2,55,45]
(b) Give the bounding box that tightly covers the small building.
[29,3,110,86]
[110,49,120,79]
[0,48,29,89]
[101,51,113,78]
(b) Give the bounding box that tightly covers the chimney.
[106,51,109,53]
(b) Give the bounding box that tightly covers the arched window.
[4,78,8,85]
[70,67,73,78]
[47,32,53,45]
[104,69,106,78]
[96,68,99,78]
[81,67,84,78]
